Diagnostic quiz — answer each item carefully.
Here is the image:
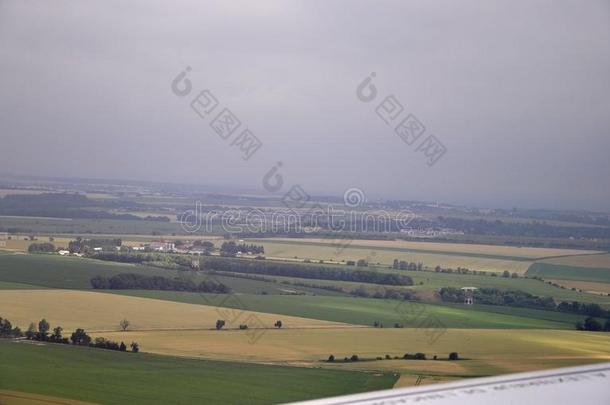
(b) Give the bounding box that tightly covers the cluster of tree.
[373,321,405,328]
[0,316,23,337]
[27,242,56,253]
[143,215,171,222]
[346,259,369,267]
[557,301,609,318]
[200,257,413,286]
[7,317,141,352]
[575,317,610,332]
[327,352,458,362]
[392,260,424,271]
[192,240,215,252]
[350,286,417,301]
[327,354,360,362]
[220,241,264,257]
[439,287,556,310]
[90,273,230,293]
[69,237,122,253]
[433,265,518,278]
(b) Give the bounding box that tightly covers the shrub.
[449,352,459,361]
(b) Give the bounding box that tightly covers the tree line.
[220,241,265,257]
[439,287,610,319]
[90,273,230,293]
[439,287,556,310]
[200,257,413,286]
[327,352,459,362]
[0,316,139,352]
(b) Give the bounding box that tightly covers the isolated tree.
[51,326,63,341]
[502,270,510,278]
[350,354,359,362]
[25,322,37,340]
[449,352,459,361]
[119,341,127,351]
[130,341,139,353]
[38,319,50,340]
[119,319,130,331]
[584,317,603,331]
[0,317,12,336]
[215,320,226,330]
[327,354,335,362]
[70,328,91,346]
[274,320,283,329]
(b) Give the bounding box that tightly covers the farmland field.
[96,328,610,377]
[112,290,590,330]
[527,262,610,284]
[547,279,610,295]
[0,252,340,295]
[254,238,600,259]
[0,341,396,404]
[0,289,347,332]
[539,253,610,268]
[248,239,535,274]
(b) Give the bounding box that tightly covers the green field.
[527,262,610,284]
[0,340,396,404]
[0,253,339,296]
[112,290,587,330]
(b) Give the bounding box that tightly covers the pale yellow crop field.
[254,240,533,273]
[97,328,610,377]
[0,290,347,332]
[0,390,96,405]
[540,253,610,269]
[547,279,610,295]
[0,236,73,252]
[258,238,600,259]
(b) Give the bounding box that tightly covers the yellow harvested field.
[256,241,533,273]
[97,328,610,376]
[260,238,600,259]
[547,279,610,295]
[0,390,95,405]
[540,253,610,269]
[0,237,73,252]
[0,290,348,332]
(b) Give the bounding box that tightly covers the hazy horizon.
[1,0,609,211]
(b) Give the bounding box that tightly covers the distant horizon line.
[0,171,608,215]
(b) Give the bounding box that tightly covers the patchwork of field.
[249,239,535,274]
[96,328,610,377]
[0,235,74,252]
[527,262,610,284]
[112,290,591,330]
[258,238,600,259]
[0,289,347,332]
[0,252,343,296]
[0,341,396,405]
[539,253,610,268]
[0,389,95,405]
[547,279,610,295]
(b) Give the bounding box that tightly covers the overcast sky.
[1,0,608,211]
